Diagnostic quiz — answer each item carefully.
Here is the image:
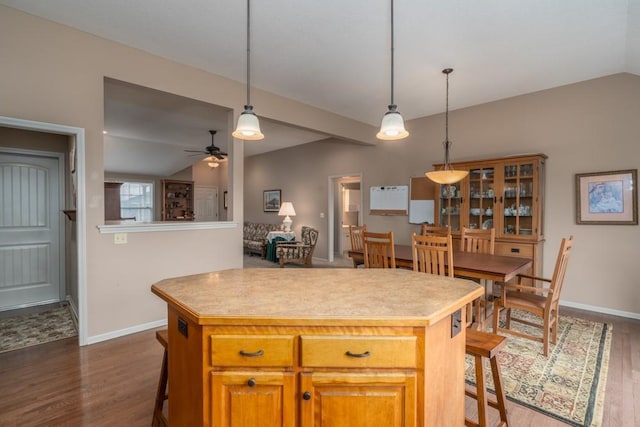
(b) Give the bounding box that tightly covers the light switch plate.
[114,233,128,244]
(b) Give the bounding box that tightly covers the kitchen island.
[151,268,483,426]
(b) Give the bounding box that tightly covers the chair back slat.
[363,231,395,268]
[461,227,495,255]
[412,233,453,277]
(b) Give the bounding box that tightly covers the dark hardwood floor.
[0,307,637,426]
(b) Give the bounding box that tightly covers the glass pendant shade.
[232,105,264,140]
[377,0,408,141]
[377,105,409,140]
[425,169,468,184]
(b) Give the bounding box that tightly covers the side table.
[266,231,296,262]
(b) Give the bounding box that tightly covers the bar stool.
[465,329,509,427]
[152,329,168,427]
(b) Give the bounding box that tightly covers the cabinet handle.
[239,349,264,357]
[247,378,256,387]
[345,350,371,358]
[302,391,312,401]
[510,248,520,253]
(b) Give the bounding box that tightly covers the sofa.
[243,221,281,257]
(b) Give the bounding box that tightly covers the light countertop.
[152,268,483,327]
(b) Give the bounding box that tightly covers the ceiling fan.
[184,130,228,160]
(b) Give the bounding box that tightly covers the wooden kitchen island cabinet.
[151,268,483,426]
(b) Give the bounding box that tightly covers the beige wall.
[245,73,640,317]
[0,6,374,340]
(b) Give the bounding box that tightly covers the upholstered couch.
[243,221,281,257]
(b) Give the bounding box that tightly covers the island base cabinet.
[300,372,416,427]
[211,371,296,427]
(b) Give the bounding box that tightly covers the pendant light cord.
[246,0,251,107]
[390,0,395,106]
[443,68,453,169]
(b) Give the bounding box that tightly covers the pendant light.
[425,68,468,184]
[376,0,409,141]
[232,0,264,141]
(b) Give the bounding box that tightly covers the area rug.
[466,310,611,427]
[0,305,77,353]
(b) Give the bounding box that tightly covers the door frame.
[0,147,65,308]
[327,173,363,262]
[0,116,87,345]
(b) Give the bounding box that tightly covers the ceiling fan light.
[232,105,264,140]
[377,106,409,140]
[425,169,468,184]
[207,161,220,168]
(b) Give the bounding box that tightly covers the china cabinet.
[161,179,194,221]
[434,153,546,277]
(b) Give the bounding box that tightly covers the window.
[119,181,153,222]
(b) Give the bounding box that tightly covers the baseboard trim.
[560,299,640,320]
[86,318,168,345]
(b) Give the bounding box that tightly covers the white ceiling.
[3,0,640,174]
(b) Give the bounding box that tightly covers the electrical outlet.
[114,233,127,244]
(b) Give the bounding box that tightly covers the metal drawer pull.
[511,248,520,253]
[345,350,371,358]
[239,349,264,357]
[247,378,256,387]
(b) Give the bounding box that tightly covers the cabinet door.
[500,161,537,237]
[436,181,464,231]
[300,372,416,427]
[211,371,295,427]
[467,166,496,232]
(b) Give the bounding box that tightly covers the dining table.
[348,245,532,283]
[348,245,533,329]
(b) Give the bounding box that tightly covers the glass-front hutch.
[434,153,546,278]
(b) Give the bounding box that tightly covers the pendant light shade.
[232,0,264,141]
[426,68,468,184]
[377,0,408,141]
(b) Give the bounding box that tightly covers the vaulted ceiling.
[3,0,639,174]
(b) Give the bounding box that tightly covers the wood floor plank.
[0,307,638,426]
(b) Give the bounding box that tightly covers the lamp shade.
[425,169,468,184]
[278,202,296,217]
[232,106,264,140]
[376,106,409,140]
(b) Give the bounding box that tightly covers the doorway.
[327,174,362,262]
[0,116,87,345]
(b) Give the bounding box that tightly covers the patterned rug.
[0,305,77,353]
[466,310,612,427]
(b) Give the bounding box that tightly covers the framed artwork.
[263,189,281,212]
[575,169,637,225]
[223,191,228,209]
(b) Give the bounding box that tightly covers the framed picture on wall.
[263,189,281,212]
[575,169,638,224]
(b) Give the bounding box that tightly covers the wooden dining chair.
[493,236,573,356]
[421,224,450,237]
[460,227,496,329]
[348,224,367,268]
[411,233,453,277]
[460,227,495,254]
[363,231,396,268]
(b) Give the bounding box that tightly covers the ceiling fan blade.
[184,149,206,153]
[213,152,227,160]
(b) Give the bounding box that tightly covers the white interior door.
[194,186,218,221]
[0,151,62,310]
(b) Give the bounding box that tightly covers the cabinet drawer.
[300,336,416,368]
[495,242,533,258]
[210,335,294,367]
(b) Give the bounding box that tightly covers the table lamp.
[278,202,296,232]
